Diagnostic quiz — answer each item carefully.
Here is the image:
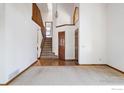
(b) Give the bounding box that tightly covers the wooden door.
[75,29,78,62]
[58,32,65,60]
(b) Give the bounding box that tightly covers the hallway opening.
[34,3,79,66]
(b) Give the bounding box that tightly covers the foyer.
[1,3,124,85]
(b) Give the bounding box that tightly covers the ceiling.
[37,3,48,14]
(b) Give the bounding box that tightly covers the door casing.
[58,32,65,60]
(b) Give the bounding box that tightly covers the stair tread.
[41,56,58,58]
[43,46,52,47]
[43,48,52,49]
[41,38,58,59]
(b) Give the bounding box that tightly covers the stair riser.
[42,51,52,53]
[43,46,52,48]
[41,54,56,56]
[44,44,52,46]
[45,39,52,41]
[41,56,57,58]
[43,48,52,50]
[41,38,58,59]
[42,55,54,57]
[44,43,52,44]
[42,52,54,54]
[43,49,52,52]
[45,40,52,41]
[44,47,51,48]
[43,47,51,48]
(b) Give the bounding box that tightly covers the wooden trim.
[56,24,74,28]
[0,60,38,85]
[65,59,78,65]
[79,64,124,74]
[106,65,124,74]
[78,64,107,66]
[32,3,46,38]
[58,32,65,60]
[38,57,40,60]
[65,59,77,61]
[40,38,46,59]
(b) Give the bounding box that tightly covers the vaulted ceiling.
[37,3,48,14]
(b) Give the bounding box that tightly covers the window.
[45,22,53,37]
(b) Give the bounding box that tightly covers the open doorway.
[34,3,79,66]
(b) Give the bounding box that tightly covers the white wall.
[56,3,75,26]
[0,4,38,84]
[52,3,57,54]
[37,29,43,58]
[0,4,8,84]
[35,23,42,58]
[79,4,107,64]
[107,4,124,71]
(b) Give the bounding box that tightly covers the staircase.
[40,38,58,59]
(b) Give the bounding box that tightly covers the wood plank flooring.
[8,58,124,85]
[33,59,77,66]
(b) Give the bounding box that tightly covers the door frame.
[75,28,79,64]
[58,31,65,60]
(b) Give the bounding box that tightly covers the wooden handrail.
[32,3,46,59]
[32,3,46,38]
[40,37,46,58]
[56,24,75,28]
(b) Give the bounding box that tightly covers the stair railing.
[40,28,46,58]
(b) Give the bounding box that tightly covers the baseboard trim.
[106,64,124,74]
[65,59,77,61]
[38,57,40,60]
[1,63,124,85]
[0,59,38,85]
[78,64,107,66]
[64,59,78,65]
[79,64,124,74]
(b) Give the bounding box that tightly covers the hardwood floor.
[33,59,77,66]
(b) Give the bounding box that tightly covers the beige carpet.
[9,66,124,85]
